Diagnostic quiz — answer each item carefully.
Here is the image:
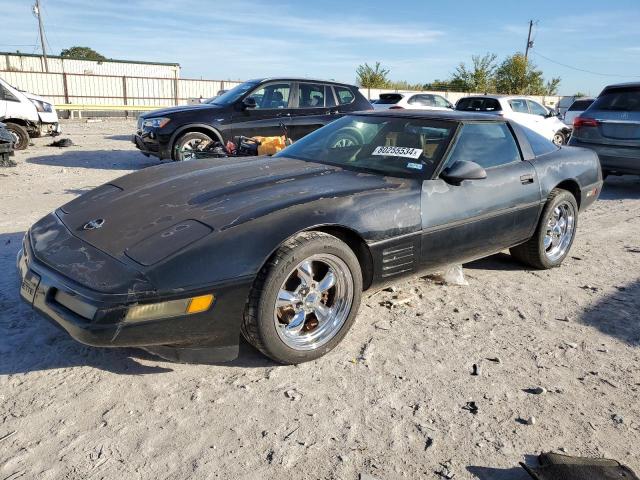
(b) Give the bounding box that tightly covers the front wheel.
[5,123,30,150]
[172,132,213,161]
[242,231,362,364]
[510,189,578,269]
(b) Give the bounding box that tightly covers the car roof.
[353,109,504,122]
[602,82,640,89]
[246,77,357,88]
[460,94,536,101]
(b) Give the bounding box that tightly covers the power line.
[532,51,640,78]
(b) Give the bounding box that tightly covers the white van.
[0,77,61,150]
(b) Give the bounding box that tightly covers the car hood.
[57,156,404,265]
[141,103,222,118]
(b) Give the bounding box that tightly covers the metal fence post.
[122,76,128,118]
[173,71,179,106]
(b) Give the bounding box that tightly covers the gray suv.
[569,82,640,176]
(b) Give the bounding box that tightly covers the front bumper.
[569,138,640,175]
[41,122,62,136]
[132,130,172,160]
[17,235,253,362]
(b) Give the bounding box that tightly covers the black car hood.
[57,156,407,265]
[141,103,222,118]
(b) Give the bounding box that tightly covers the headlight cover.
[30,99,53,113]
[142,117,171,129]
[124,294,214,323]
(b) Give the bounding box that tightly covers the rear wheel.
[5,123,29,150]
[552,131,566,146]
[510,189,578,269]
[172,132,213,161]
[242,231,362,364]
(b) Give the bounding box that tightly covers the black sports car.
[19,111,602,364]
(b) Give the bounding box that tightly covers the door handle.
[520,174,534,184]
[277,112,291,117]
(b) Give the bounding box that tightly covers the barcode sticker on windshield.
[406,162,423,170]
[372,146,423,159]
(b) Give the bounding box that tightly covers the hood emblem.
[83,218,105,230]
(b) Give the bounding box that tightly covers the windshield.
[206,81,259,105]
[592,87,640,112]
[276,115,457,178]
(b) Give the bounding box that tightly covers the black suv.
[133,77,372,161]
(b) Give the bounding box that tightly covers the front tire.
[172,132,213,161]
[5,123,30,150]
[242,231,363,364]
[510,188,578,269]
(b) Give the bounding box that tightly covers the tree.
[60,46,106,61]
[356,62,390,89]
[494,53,546,95]
[544,77,561,95]
[450,53,498,92]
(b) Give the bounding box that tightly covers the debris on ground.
[612,414,624,424]
[435,460,455,479]
[48,138,75,147]
[462,401,479,415]
[284,389,301,401]
[471,363,481,376]
[427,264,468,286]
[524,387,547,395]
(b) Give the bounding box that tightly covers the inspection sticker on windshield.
[372,146,423,159]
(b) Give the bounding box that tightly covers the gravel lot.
[1,120,639,480]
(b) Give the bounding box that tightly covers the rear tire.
[510,188,578,269]
[241,231,362,364]
[172,132,213,161]
[5,123,29,150]
[552,131,566,146]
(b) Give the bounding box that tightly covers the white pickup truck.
[0,77,61,150]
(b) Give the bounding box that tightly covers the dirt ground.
[1,120,639,480]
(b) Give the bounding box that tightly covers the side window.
[335,86,355,105]
[298,83,325,108]
[407,95,423,105]
[445,123,521,170]
[527,100,548,116]
[0,85,19,102]
[509,99,529,113]
[433,95,451,108]
[247,82,291,109]
[325,86,336,107]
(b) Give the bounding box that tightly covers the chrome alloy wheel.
[552,132,565,146]
[543,202,575,261]
[274,254,354,351]
[180,138,211,160]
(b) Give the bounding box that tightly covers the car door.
[420,121,542,269]
[286,82,337,141]
[231,81,293,138]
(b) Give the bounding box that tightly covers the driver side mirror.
[242,97,257,109]
[441,160,487,185]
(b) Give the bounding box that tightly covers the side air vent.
[381,243,416,278]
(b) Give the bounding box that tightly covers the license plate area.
[20,270,41,303]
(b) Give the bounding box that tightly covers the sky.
[2,0,640,95]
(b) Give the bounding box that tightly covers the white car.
[0,77,61,150]
[563,97,594,127]
[456,95,571,145]
[373,92,454,111]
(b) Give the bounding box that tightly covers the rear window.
[335,86,355,105]
[376,93,403,105]
[592,86,640,112]
[568,99,594,111]
[456,97,502,112]
[521,126,559,157]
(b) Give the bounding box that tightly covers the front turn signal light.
[125,294,215,323]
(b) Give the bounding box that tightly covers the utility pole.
[524,19,534,63]
[34,0,49,72]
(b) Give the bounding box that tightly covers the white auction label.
[372,146,423,159]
